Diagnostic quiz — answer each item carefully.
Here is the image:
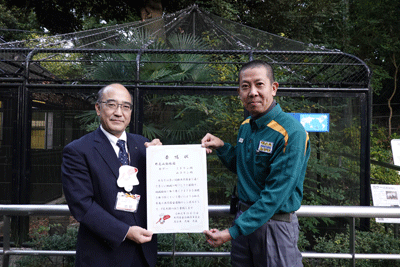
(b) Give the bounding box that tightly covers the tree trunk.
[140,0,163,21]
[388,53,398,137]
[140,0,165,40]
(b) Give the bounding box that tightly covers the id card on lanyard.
[115,165,141,212]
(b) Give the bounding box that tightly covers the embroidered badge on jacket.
[258,140,274,153]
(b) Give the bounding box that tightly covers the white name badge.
[115,192,140,213]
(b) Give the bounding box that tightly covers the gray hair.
[96,84,133,103]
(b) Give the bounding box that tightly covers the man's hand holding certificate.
[146,145,209,233]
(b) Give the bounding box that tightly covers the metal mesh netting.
[0,4,370,88]
[0,5,315,51]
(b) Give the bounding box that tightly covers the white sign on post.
[370,184,400,224]
[146,144,209,233]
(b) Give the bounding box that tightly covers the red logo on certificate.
[156,214,171,224]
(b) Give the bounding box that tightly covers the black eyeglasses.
[99,100,133,112]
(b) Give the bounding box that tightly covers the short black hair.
[239,60,275,83]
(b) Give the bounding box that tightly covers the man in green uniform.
[202,60,310,267]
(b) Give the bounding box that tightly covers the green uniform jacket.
[216,104,311,239]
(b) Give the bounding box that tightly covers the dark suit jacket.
[61,127,157,267]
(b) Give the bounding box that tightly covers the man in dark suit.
[62,83,161,267]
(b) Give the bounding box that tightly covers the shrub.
[15,225,78,267]
[157,232,231,267]
[309,227,400,266]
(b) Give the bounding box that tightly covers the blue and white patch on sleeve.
[258,140,273,153]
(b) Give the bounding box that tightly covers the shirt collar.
[99,125,127,147]
[250,102,281,130]
[250,100,276,120]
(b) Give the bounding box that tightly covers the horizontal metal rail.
[1,205,400,266]
[2,204,400,217]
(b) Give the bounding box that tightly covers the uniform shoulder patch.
[241,119,250,125]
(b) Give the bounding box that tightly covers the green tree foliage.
[233,0,348,48]
[5,0,141,33]
[370,126,400,184]
[347,0,400,136]
[5,0,239,34]
[163,0,240,21]
[0,0,223,39]
[0,0,41,42]
[86,29,213,82]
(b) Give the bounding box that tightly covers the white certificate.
[146,144,209,233]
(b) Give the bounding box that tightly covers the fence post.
[2,215,11,267]
[349,217,355,267]
[172,233,176,267]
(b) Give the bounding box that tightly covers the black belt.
[238,202,293,223]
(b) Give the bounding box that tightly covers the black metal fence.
[0,47,372,244]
